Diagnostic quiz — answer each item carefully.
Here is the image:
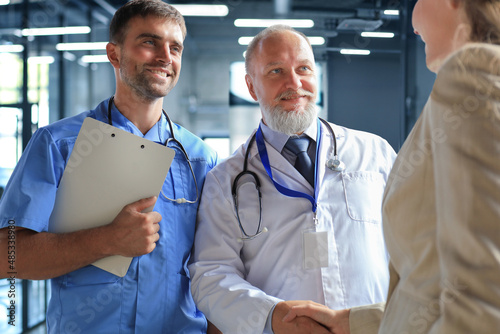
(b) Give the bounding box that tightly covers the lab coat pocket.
[342,171,385,223]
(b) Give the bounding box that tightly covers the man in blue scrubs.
[0,1,217,332]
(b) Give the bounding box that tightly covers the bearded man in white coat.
[189,25,396,334]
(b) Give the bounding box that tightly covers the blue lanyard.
[255,118,322,214]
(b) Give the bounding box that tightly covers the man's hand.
[272,301,331,334]
[207,321,222,334]
[104,196,162,257]
[282,301,350,334]
[0,196,162,280]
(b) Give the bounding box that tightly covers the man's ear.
[245,74,258,101]
[106,42,120,69]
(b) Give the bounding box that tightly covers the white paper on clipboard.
[48,117,175,277]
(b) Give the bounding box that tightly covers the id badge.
[302,230,329,269]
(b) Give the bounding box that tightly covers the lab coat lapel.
[317,121,343,186]
[316,122,328,191]
[316,121,345,192]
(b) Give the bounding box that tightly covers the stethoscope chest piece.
[326,157,345,172]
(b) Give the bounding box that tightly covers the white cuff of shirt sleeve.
[265,303,278,334]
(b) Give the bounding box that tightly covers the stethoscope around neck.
[232,117,345,241]
[107,96,199,204]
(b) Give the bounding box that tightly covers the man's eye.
[270,69,281,74]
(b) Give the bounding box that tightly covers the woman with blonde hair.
[282,0,500,333]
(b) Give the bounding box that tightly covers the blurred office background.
[0,0,434,332]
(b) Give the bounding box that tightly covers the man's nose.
[157,44,172,64]
[284,71,302,90]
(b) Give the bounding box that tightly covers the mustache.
[275,89,315,102]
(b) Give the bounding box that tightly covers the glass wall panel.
[0,278,23,334]
[0,107,21,189]
[0,49,50,333]
[27,280,46,328]
[0,53,22,105]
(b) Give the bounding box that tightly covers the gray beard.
[262,101,317,135]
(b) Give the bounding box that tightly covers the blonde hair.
[462,0,500,44]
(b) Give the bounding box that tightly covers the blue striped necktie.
[285,137,314,186]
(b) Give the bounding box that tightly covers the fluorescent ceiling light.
[234,19,314,28]
[384,10,399,16]
[0,44,24,53]
[56,42,108,51]
[81,54,109,63]
[22,26,91,36]
[361,32,395,38]
[340,49,370,56]
[28,56,55,64]
[238,35,324,45]
[308,36,326,45]
[238,37,253,45]
[0,0,10,5]
[173,4,228,17]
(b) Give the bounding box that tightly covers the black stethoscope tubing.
[232,117,342,240]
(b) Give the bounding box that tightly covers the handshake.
[273,300,351,334]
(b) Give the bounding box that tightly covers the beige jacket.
[351,43,500,333]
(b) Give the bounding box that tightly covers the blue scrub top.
[0,98,218,333]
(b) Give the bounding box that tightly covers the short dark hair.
[109,0,186,45]
[245,25,313,75]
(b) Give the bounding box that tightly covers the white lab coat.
[189,120,396,333]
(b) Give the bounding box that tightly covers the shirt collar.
[259,118,318,153]
[107,99,170,144]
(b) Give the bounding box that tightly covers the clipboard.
[48,117,175,277]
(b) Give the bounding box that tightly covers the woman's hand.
[282,301,351,334]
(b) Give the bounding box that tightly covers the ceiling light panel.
[234,19,314,28]
[22,26,91,36]
[56,42,108,51]
[173,4,229,17]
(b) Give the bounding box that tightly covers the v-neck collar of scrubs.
[106,102,170,144]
